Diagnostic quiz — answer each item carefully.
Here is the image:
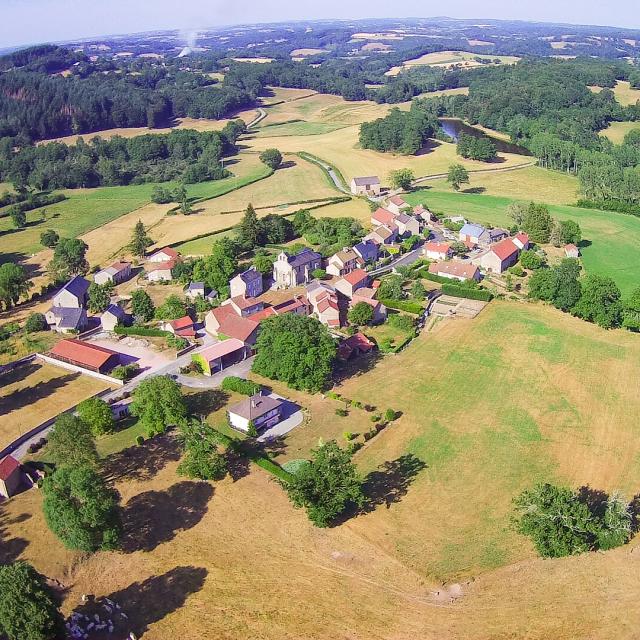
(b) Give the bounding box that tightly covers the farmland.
[599,121,640,144]
[385,50,521,76]
[3,303,640,638]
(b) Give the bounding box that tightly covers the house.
[185,282,218,302]
[273,248,322,289]
[428,260,481,282]
[163,315,196,338]
[459,223,486,245]
[351,288,387,323]
[222,295,265,317]
[148,246,180,263]
[146,260,175,282]
[326,248,359,277]
[192,338,252,376]
[424,241,452,261]
[394,212,420,238]
[480,238,520,273]
[413,204,434,223]
[272,295,309,317]
[45,306,88,333]
[350,176,381,196]
[229,267,264,299]
[386,195,409,215]
[337,332,376,361]
[479,228,509,245]
[306,281,341,328]
[204,306,260,346]
[101,304,128,331]
[334,269,369,299]
[353,239,379,265]
[0,456,22,499]
[565,244,580,258]
[110,397,133,420]
[52,275,90,309]
[48,339,121,374]
[371,207,396,228]
[365,224,398,246]
[227,392,284,433]
[513,232,530,251]
[94,261,132,286]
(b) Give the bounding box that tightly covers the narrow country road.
[246,108,267,128]
[298,154,351,194]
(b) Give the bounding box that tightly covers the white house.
[386,195,409,216]
[148,246,180,263]
[146,260,175,282]
[428,261,481,282]
[394,213,420,237]
[94,261,132,286]
[273,248,322,289]
[424,241,452,261]
[334,269,369,299]
[227,393,284,433]
[459,223,486,245]
[101,304,128,331]
[512,232,530,251]
[350,176,381,196]
[52,276,90,309]
[326,248,359,277]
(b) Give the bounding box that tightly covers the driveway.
[257,395,303,442]
[175,357,255,389]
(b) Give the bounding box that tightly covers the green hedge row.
[220,376,261,395]
[379,298,424,315]
[114,326,170,337]
[424,272,450,285]
[441,284,493,301]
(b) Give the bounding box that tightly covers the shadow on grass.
[185,389,230,419]
[121,481,213,553]
[333,351,384,385]
[101,432,181,483]
[0,369,82,415]
[0,507,30,563]
[462,186,487,194]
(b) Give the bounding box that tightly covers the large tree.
[39,229,59,248]
[42,465,121,552]
[282,440,364,527]
[192,238,238,295]
[177,421,228,481]
[348,301,374,326]
[0,562,65,640]
[521,203,553,244]
[446,164,469,191]
[46,413,98,469]
[237,203,261,249]
[129,220,153,258]
[87,282,112,313]
[48,237,88,282]
[130,288,155,322]
[77,397,114,436]
[253,314,337,392]
[0,263,32,310]
[388,168,414,191]
[573,274,622,328]
[259,148,283,170]
[130,375,188,436]
[622,286,640,331]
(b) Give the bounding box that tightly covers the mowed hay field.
[4,303,640,639]
[591,80,640,107]
[0,361,111,448]
[599,121,640,144]
[404,186,640,295]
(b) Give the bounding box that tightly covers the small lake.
[438,118,531,156]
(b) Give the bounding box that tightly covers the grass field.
[404,187,640,295]
[599,120,640,144]
[386,51,520,76]
[4,302,640,639]
[0,361,111,448]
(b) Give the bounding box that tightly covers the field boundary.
[413,160,536,185]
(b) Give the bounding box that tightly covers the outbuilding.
[0,456,22,499]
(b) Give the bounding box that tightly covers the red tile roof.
[388,195,407,206]
[317,298,339,313]
[514,232,529,246]
[248,306,278,322]
[50,339,120,370]
[145,259,176,272]
[429,261,479,280]
[170,316,194,330]
[342,268,369,286]
[218,315,259,343]
[490,238,519,261]
[372,207,396,226]
[151,246,179,259]
[0,455,19,481]
[196,338,246,362]
[425,241,451,254]
[226,295,262,311]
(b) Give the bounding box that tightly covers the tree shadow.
[415,139,442,156]
[462,186,486,194]
[576,485,609,519]
[279,160,297,169]
[333,351,384,384]
[361,454,427,512]
[578,239,592,249]
[0,507,30,563]
[185,389,229,418]
[0,361,39,387]
[0,370,82,415]
[121,481,213,553]
[102,432,181,483]
[72,566,207,638]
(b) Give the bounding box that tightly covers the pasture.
[3,303,640,639]
[599,120,639,144]
[404,187,640,295]
[386,50,520,76]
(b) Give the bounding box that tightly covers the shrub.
[379,298,423,314]
[335,408,348,417]
[509,265,525,277]
[311,268,326,280]
[114,326,169,338]
[220,376,261,395]
[384,408,397,422]
[371,414,381,423]
[24,312,47,333]
[166,334,189,350]
[111,363,139,381]
[343,431,355,441]
[441,283,493,301]
[135,435,145,446]
[387,313,415,332]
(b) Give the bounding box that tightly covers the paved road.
[369,247,423,278]
[246,107,267,128]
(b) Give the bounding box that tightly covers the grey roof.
[353,240,379,260]
[353,176,380,186]
[187,281,205,292]
[103,304,126,320]
[228,393,283,421]
[61,275,90,299]
[288,248,321,268]
[54,307,86,329]
[487,228,508,240]
[237,266,262,282]
[460,223,485,237]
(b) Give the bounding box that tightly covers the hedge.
[441,284,493,301]
[220,376,261,395]
[378,298,424,315]
[576,199,640,217]
[114,326,170,337]
[424,272,451,285]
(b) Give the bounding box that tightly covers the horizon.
[2,1,640,50]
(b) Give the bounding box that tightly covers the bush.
[387,313,415,332]
[111,363,139,381]
[509,265,525,277]
[24,312,47,333]
[379,298,423,315]
[371,414,381,423]
[384,408,397,422]
[166,334,189,350]
[135,435,145,446]
[220,376,261,395]
[441,283,493,301]
[335,408,348,417]
[114,325,169,338]
[311,268,326,280]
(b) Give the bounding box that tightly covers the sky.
[1,0,639,48]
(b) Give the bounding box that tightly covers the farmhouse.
[386,195,409,215]
[334,269,369,299]
[146,260,175,282]
[101,304,128,331]
[512,232,530,251]
[371,207,396,228]
[45,306,88,333]
[94,261,132,286]
[48,339,121,374]
[393,213,420,237]
[192,339,252,376]
[353,239,379,265]
[365,224,398,245]
[273,248,322,289]
[0,455,22,499]
[424,241,452,261]
[565,243,580,258]
[222,295,265,317]
[480,238,520,273]
[229,266,264,298]
[350,175,381,196]
[227,392,284,433]
[52,275,90,309]
[326,248,359,277]
[428,260,481,282]
[163,315,196,338]
[148,246,180,263]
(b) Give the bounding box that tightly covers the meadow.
[404,187,640,295]
[385,50,520,76]
[599,120,640,144]
[3,303,640,638]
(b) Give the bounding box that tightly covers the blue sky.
[1,0,639,48]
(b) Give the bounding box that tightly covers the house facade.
[480,238,520,273]
[334,269,369,299]
[222,296,264,318]
[229,266,264,298]
[306,281,341,328]
[459,223,486,245]
[146,260,175,282]
[101,304,128,331]
[52,276,90,309]
[326,248,359,277]
[424,241,452,261]
[273,248,322,289]
[428,261,481,282]
[0,456,22,499]
[353,239,379,265]
[45,307,88,333]
[350,176,381,196]
[394,213,420,237]
[148,247,180,263]
[386,195,409,216]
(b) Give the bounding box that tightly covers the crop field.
[404,187,640,295]
[3,303,640,639]
[0,361,111,448]
[599,120,639,144]
[386,51,520,75]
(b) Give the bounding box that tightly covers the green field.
[253,121,348,137]
[404,188,640,295]
[174,228,235,255]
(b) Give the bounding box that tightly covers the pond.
[438,118,531,156]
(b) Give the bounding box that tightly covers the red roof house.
[334,268,369,299]
[337,332,376,360]
[165,315,196,338]
[371,207,396,227]
[480,238,520,273]
[424,241,452,260]
[513,232,530,251]
[49,339,121,373]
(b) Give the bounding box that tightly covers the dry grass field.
[599,120,640,144]
[386,51,520,76]
[3,303,640,638]
[589,81,640,107]
[0,361,111,447]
